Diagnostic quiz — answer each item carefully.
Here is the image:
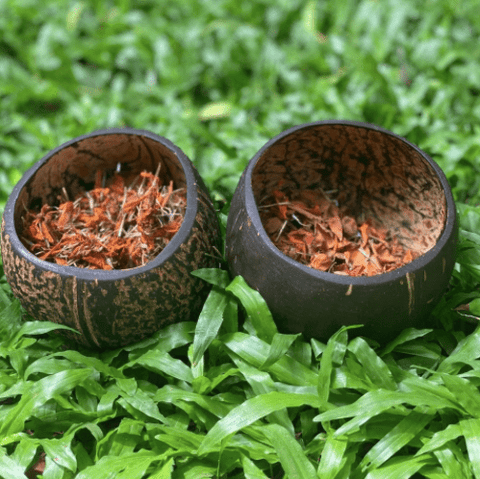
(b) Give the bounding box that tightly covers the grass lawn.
[1,0,480,477]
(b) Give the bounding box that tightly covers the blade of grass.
[223,333,318,386]
[197,391,320,455]
[316,433,348,479]
[147,457,174,479]
[416,423,463,456]
[440,373,480,417]
[438,324,480,374]
[460,418,480,479]
[315,388,436,435]
[125,321,195,355]
[364,454,433,479]
[0,295,21,342]
[318,326,359,409]
[191,286,229,366]
[241,454,270,479]
[262,423,318,479]
[226,275,277,343]
[348,337,396,390]
[0,369,93,436]
[235,359,295,435]
[130,349,194,383]
[359,407,434,472]
[75,451,159,479]
[191,268,231,288]
[154,425,203,452]
[40,433,77,472]
[380,328,433,356]
[154,385,232,418]
[0,450,26,479]
[260,333,300,369]
[434,444,472,479]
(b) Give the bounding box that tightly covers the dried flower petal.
[260,187,418,277]
[21,169,186,270]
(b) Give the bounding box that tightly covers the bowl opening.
[14,133,188,270]
[251,124,447,276]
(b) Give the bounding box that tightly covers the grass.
[1,0,480,477]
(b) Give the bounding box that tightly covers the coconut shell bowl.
[1,128,221,349]
[226,121,457,343]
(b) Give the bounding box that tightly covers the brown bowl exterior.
[1,128,221,349]
[226,121,457,343]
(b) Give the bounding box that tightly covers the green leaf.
[260,333,300,369]
[130,349,194,383]
[0,369,93,436]
[317,434,348,479]
[10,437,38,471]
[192,286,229,366]
[348,337,396,390]
[380,328,434,356]
[440,373,480,416]
[364,455,433,479]
[147,457,174,479]
[191,268,231,288]
[241,454,270,479]
[235,360,295,435]
[124,321,195,353]
[460,418,480,479]
[15,320,79,338]
[154,385,231,418]
[468,298,480,316]
[198,392,320,455]
[262,424,317,479]
[0,296,22,343]
[75,451,159,479]
[416,423,463,456]
[438,325,480,374]
[359,408,434,471]
[226,276,277,343]
[0,448,28,479]
[40,433,77,472]
[223,333,318,386]
[154,425,203,452]
[317,326,357,408]
[117,383,168,424]
[433,445,472,479]
[315,386,446,436]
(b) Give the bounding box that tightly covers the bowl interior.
[251,124,446,259]
[14,133,187,235]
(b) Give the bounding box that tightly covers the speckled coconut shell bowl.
[226,121,457,343]
[1,128,221,349]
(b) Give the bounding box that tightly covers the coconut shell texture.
[226,121,457,343]
[251,124,447,256]
[1,131,222,349]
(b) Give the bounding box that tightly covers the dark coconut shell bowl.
[226,121,457,343]
[1,128,221,349]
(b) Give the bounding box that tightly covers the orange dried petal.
[328,216,343,241]
[309,253,331,271]
[359,223,369,248]
[403,249,414,263]
[366,262,381,276]
[84,253,111,270]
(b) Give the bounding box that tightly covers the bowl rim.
[243,119,457,286]
[2,128,199,281]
